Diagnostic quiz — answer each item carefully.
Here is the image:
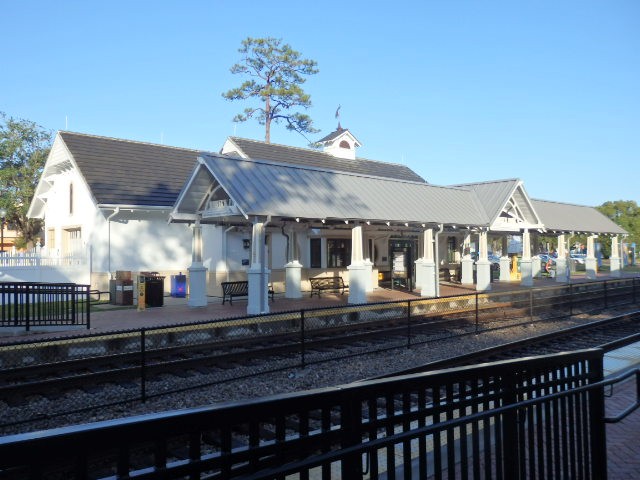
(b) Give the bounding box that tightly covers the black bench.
[309,277,348,297]
[221,281,274,305]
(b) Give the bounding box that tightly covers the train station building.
[28,128,627,314]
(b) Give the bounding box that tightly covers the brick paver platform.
[606,375,640,479]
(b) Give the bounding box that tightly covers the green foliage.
[0,112,52,247]
[222,37,319,143]
[597,200,640,255]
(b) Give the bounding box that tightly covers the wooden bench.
[309,277,348,297]
[221,281,274,305]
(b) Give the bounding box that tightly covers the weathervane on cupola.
[316,105,362,160]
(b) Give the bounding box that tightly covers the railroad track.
[370,309,640,380]
[0,292,638,430]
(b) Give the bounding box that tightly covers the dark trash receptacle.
[170,274,187,298]
[144,274,165,307]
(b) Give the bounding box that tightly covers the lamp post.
[0,208,6,254]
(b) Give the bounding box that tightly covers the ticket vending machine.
[137,274,146,311]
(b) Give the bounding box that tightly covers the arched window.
[339,140,351,149]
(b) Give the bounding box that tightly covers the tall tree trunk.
[265,96,271,143]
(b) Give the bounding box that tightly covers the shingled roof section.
[59,132,200,207]
[225,137,426,183]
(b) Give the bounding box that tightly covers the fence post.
[25,284,30,332]
[569,283,573,317]
[407,299,412,348]
[588,355,608,479]
[341,390,364,479]
[71,284,77,325]
[300,310,306,368]
[140,329,147,403]
[475,292,479,334]
[529,289,534,323]
[86,286,91,329]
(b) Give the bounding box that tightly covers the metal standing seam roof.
[59,132,200,207]
[225,137,426,183]
[191,153,489,226]
[531,199,627,235]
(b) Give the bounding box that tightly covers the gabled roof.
[172,153,488,226]
[316,127,362,147]
[223,137,425,183]
[57,131,200,207]
[452,179,542,228]
[531,199,627,235]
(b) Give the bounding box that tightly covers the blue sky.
[3,1,638,206]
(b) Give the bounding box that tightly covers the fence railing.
[0,349,618,479]
[0,282,91,329]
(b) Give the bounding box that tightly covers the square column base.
[531,256,541,278]
[520,259,533,287]
[499,257,511,282]
[248,268,270,315]
[347,264,368,304]
[417,261,437,297]
[285,261,303,299]
[586,258,597,280]
[609,256,621,278]
[461,257,474,284]
[555,257,569,282]
[187,264,208,308]
[476,261,492,291]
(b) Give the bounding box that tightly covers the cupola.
[316,125,362,160]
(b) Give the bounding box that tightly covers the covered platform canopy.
[171,151,627,313]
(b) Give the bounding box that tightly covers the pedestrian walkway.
[605,369,640,479]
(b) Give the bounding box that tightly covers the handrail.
[604,368,640,423]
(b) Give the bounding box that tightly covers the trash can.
[170,273,187,298]
[142,272,165,307]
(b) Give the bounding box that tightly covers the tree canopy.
[597,200,639,255]
[222,37,319,143]
[0,112,52,248]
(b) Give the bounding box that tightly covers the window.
[47,228,55,250]
[327,238,351,267]
[310,238,321,268]
[63,227,82,256]
[339,140,350,149]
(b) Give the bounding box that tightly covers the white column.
[188,218,208,307]
[461,231,474,284]
[348,224,367,304]
[585,234,598,280]
[610,235,621,277]
[417,228,437,297]
[499,236,511,282]
[248,218,270,315]
[531,233,541,278]
[285,229,302,298]
[555,233,569,282]
[476,230,491,291]
[520,229,533,286]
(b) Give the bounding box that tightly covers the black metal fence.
[0,349,626,479]
[0,282,91,330]
[0,277,638,429]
